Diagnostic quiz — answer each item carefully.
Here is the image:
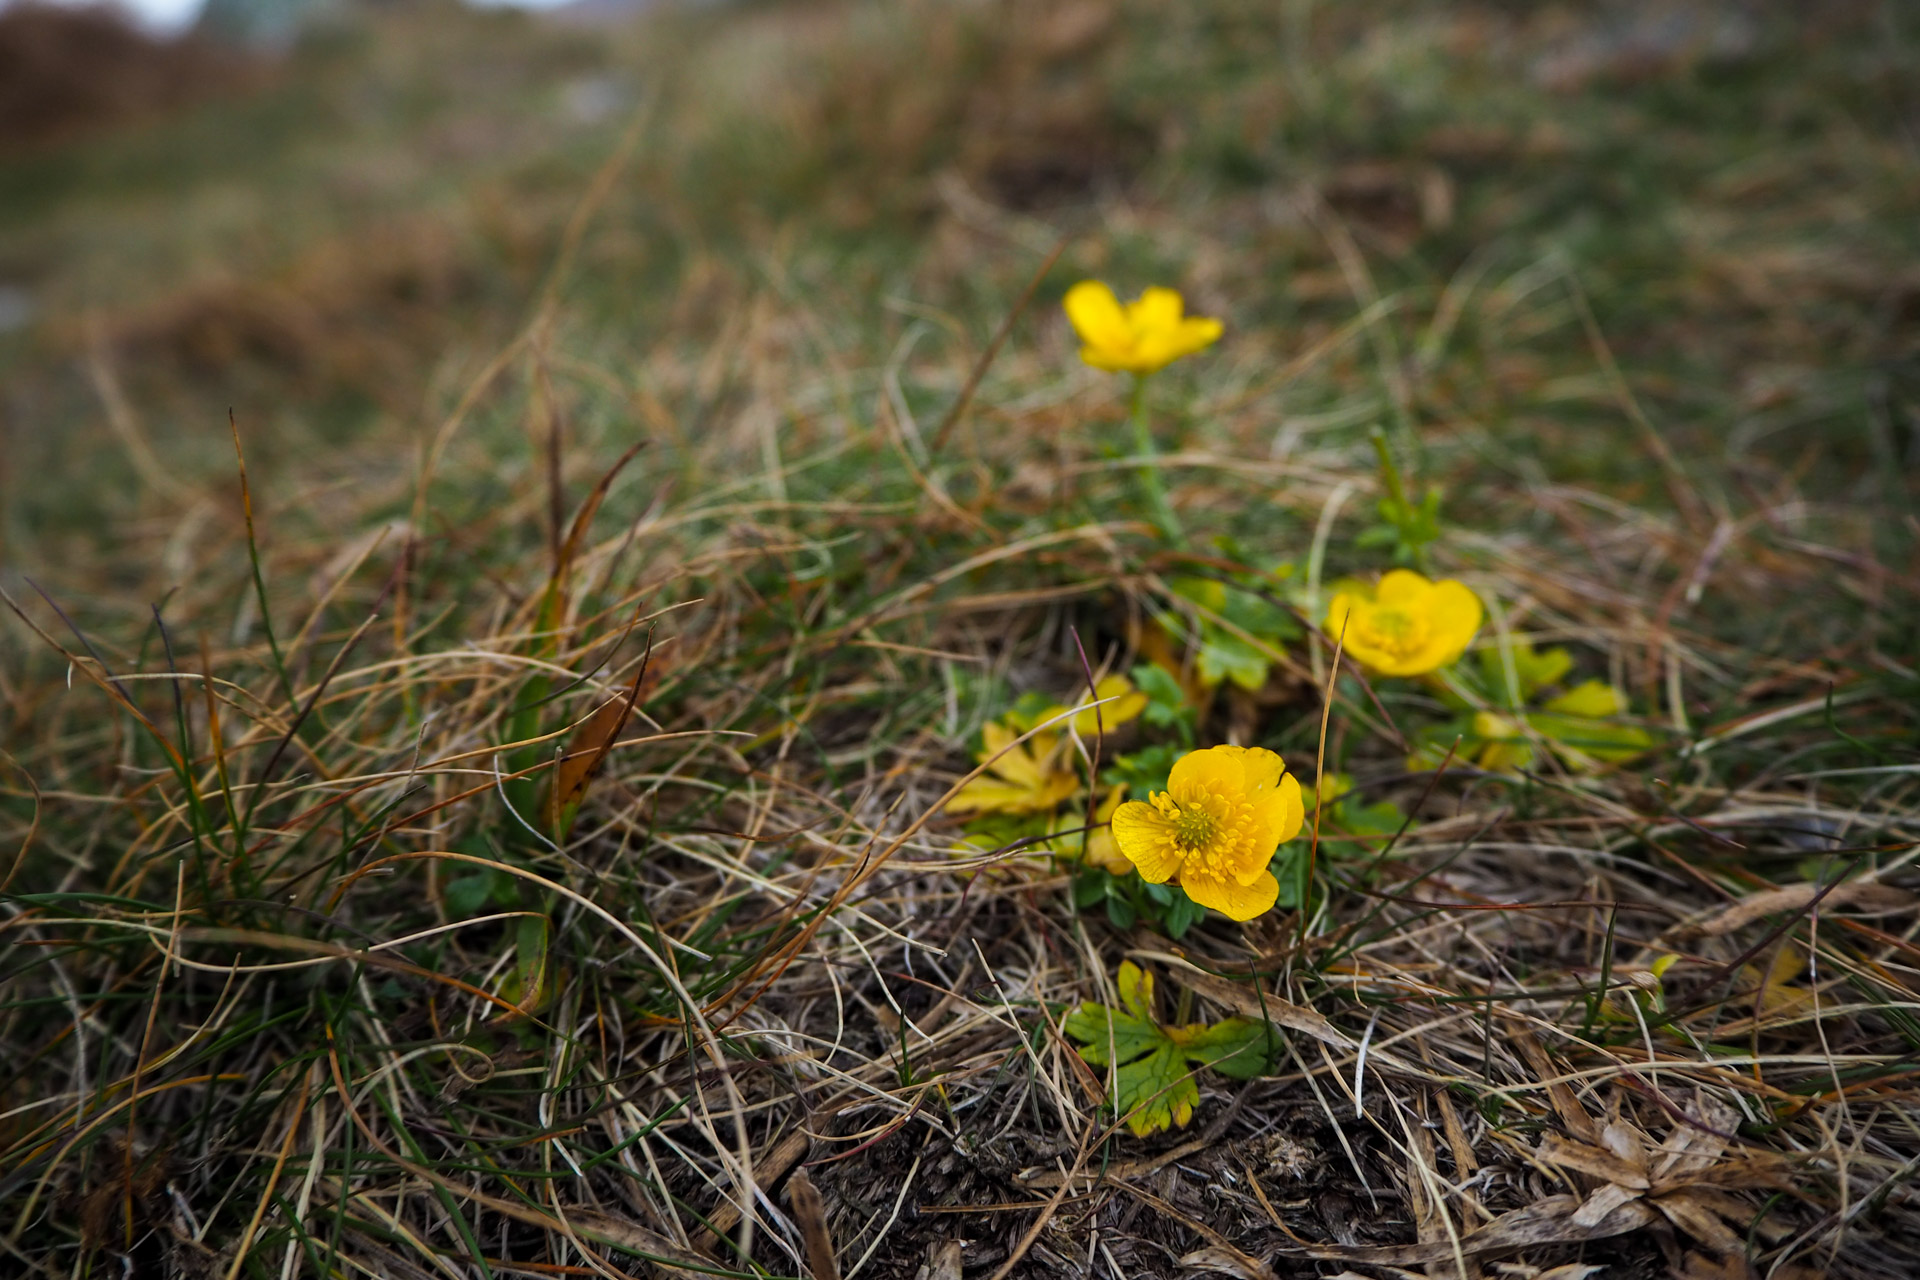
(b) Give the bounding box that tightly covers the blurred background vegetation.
[5,0,1916,576]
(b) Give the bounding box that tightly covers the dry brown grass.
[1,2,1917,1279]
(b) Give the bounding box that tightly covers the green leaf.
[445,868,514,918]
[1174,1018,1282,1079]
[1196,631,1270,691]
[1479,637,1573,702]
[1103,742,1179,797]
[501,914,550,1012]
[1064,964,1285,1138]
[1130,663,1192,733]
[1527,712,1652,764]
[1071,869,1110,908]
[1161,891,1204,940]
[958,811,1052,853]
[1220,587,1298,640]
[1112,1041,1199,1137]
[1061,1003,1165,1066]
[1000,690,1060,733]
[1542,679,1624,718]
[1270,839,1311,909]
[1331,796,1407,842]
[1169,577,1227,613]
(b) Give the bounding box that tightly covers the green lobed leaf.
[1196,631,1270,691]
[1064,962,1286,1136]
[1130,663,1193,734]
[1061,1002,1165,1066]
[1103,742,1179,797]
[1173,1017,1282,1080]
[1111,1041,1199,1136]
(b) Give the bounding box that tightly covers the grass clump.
[2,2,1919,1278]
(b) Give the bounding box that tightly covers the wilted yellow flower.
[948,676,1148,817]
[947,719,1080,816]
[1058,674,1149,737]
[1063,281,1223,375]
[1469,710,1534,773]
[1072,785,1133,875]
[1542,679,1624,719]
[1109,745,1303,921]
[1325,570,1482,678]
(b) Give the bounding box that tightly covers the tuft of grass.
[2,2,1918,1278]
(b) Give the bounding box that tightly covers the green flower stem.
[1128,373,1184,542]
[1370,425,1409,510]
[1369,425,1432,574]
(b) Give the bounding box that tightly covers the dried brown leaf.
[1178,1245,1280,1280]
[1274,1194,1658,1266]
[1539,1133,1651,1191]
[1696,882,1914,935]
[1571,1182,1646,1229]
[1651,1190,1745,1256]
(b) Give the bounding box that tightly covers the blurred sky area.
[7,0,571,35]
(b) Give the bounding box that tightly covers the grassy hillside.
[2,2,1917,1278]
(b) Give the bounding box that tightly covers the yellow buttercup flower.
[1063,281,1223,375]
[1325,570,1482,678]
[1109,745,1303,921]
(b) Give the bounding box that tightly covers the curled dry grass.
[3,3,1919,1279]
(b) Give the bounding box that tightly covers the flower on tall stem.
[1061,281,1222,542]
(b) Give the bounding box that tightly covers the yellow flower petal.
[1109,799,1185,883]
[1237,745,1284,792]
[1110,745,1299,919]
[1420,579,1482,667]
[1063,280,1131,352]
[1374,568,1431,606]
[1246,772,1304,876]
[1166,742,1248,795]
[1323,572,1481,678]
[1180,869,1280,922]
[1324,590,1359,648]
[1126,286,1186,332]
[1062,281,1222,375]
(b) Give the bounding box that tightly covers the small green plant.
[1166,567,1302,692]
[1069,866,1208,938]
[1062,962,1280,1136]
[1356,427,1443,570]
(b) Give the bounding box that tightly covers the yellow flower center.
[1150,784,1258,878]
[1357,607,1429,662]
[1172,804,1218,852]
